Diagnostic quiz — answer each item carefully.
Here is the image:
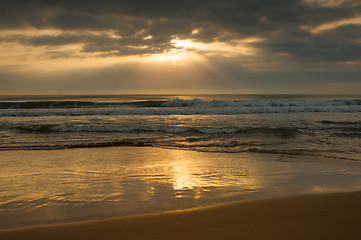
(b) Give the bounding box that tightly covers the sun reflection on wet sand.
[1,147,361,229]
[166,149,262,198]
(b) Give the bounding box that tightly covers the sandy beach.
[1,191,360,240]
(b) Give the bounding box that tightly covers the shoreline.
[1,146,361,231]
[1,191,361,240]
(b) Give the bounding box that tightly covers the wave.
[161,98,361,107]
[12,124,304,137]
[3,138,357,162]
[0,100,165,109]
[0,139,154,151]
[1,105,361,117]
[317,120,361,126]
[1,98,361,110]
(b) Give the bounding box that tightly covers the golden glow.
[171,38,261,55]
[0,41,132,72]
[0,28,122,38]
[147,37,262,63]
[302,16,361,34]
[147,39,208,62]
[191,29,200,35]
[303,0,346,7]
[146,50,199,62]
[143,35,152,40]
[0,28,139,71]
[171,39,195,49]
[0,25,263,70]
[166,149,261,195]
[171,161,202,192]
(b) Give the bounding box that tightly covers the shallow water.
[1,147,361,229]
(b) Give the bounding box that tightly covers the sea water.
[1,94,361,159]
[1,94,361,228]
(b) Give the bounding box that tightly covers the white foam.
[0,97,360,117]
[162,98,361,108]
[1,105,360,117]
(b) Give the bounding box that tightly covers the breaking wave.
[12,124,304,136]
[1,98,360,117]
[1,98,360,109]
[161,98,361,107]
[0,100,164,109]
[1,106,361,117]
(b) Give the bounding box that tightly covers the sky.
[1,0,361,94]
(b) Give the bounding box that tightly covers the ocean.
[1,94,361,228]
[1,94,361,159]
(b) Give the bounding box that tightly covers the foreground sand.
[1,191,361,240]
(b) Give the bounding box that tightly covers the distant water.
[1,94,361,161]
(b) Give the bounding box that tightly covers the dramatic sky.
[1,0,361,94]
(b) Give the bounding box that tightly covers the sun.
[171,39,194,49]
[145,37,261,63]
[146,38,202,62]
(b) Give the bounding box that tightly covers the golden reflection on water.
[0,146,342,206]
[0,146,263,202]
[171,161,200,191]
[165,149,262,197]
[169,150,204,191]
[2,147,361,229]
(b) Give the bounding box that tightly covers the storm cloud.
[0,0,361,93]
[0,0,360,60]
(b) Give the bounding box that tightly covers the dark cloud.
[0,32,177,57]
[252,24,361,62]
[1,0,361,63]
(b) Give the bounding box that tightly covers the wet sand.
[1,191,361,240]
